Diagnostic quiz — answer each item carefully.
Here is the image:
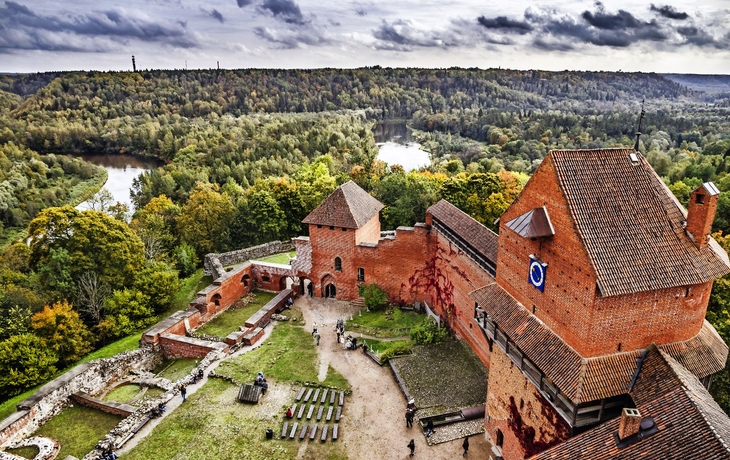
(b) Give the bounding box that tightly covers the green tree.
[174,242,199,278]
[0,333,57,398]
[230,189,287,247]
[133,262,180,314]
[36,247,75,300]
[28,206,145,290]
[31,300,93,366]
[96,289,155,342]
[358,283,388,311]
[177,183,234,257]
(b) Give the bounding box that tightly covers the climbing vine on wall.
[507,395,571,457]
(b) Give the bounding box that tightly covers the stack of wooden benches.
[279,386,345,443]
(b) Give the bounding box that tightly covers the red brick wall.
[307,222,356,298]
[496,156,710,357]
[159,335,227,359]
[686,187,719,248]
[355,216,381,245]
[485,347,570,460]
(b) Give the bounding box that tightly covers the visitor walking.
[180,384,187,402]
[425,419,434,437]
[406,408,414,428]
[407,439,415,457]
[314,331,321,346]
[312,323,318,336]
[462,436,469,455]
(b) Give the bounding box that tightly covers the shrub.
[358,283,388,311]
[410,316,448,345]
[378,341,412,363]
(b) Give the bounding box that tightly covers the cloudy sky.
[1,0,729,74]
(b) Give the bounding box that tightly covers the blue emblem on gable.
[528,255,547,292]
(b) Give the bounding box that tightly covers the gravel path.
[298,296,493,459]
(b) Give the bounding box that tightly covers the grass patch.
[124,379,300,460]
[140,387,165,401]
[348,308,423,338]
[104,384,141,403]
[216,307,349,389]
[34,405,121,459]
[363,339,412,362]
[255,251,296,265]
[5,446,38,459]
[0,388,35,424]
[195,291,277,337]
[155,358,198,383]
[169,269,210,315]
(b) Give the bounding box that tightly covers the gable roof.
[302,180,384,229]
[427,199,499,268]
[531,347,730,460]
[548,148,730,297]
[505,206,555,238]
[470,283,728,405]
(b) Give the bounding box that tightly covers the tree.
[75,271,112,324]
[177,183,234,257]
[230,189,287,247]
[96,289,155,342]
[31,301,94,366]
[86,188,114,212]
[133,262,180,314]
[358,283,388,311]
[36,247,75,300]
[28,206,145,290]
[174,242,198,277]
[0,333,57,398]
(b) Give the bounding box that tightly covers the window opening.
[334,257,342,272]
[357,268,365,282]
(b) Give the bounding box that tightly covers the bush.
[358,283,388,311]
[378,341,412,363]
[410,317,448,345]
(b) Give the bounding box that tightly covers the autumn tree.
[31,300,93,366]
[177,182,234,257]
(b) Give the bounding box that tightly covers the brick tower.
[473,149,730,459]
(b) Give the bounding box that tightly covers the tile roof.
[470,283,727,405]
[504,207,555,238]
[302,180,384,229]
[427,199,499,263]
[531,348,730,460]
[549,148,730,297]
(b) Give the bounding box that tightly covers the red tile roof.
[470,283,727,405]
[549,148,730,297]
[531,347,730,460]
[427,199,499,263]
[302,180,384,229]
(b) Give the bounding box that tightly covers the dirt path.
[298,296,492,460]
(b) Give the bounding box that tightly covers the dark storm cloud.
[370,20,470,51]
[581,6,647,30]
[205,8,225,23]
[253,25,332,48]
[650,4,689,20]
[258,0,308,25]
[236,0,254,7]
[0,1,198,52]
[477,16,533,34]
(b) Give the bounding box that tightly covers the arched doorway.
[279,276,295,291]
[242,274,251,287]
[325,284,336,298]
[212,293,222,306]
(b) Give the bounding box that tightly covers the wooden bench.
[316,405,324,421]
[281,421,289,438]
[289,422,298,439]
[309,424,318,440]
[297,404,306,419]
[333,423,339,441]
[339,391,345,406]
[238,384,263,404]
[306,405,315,420]
[330,391,336,404]
[296,388,306,401]
[326,406,333,421]
[320,424,328,442]
[299,423,309,440]
[303,389,313,402]
[335,406,342,421]
[320,389,328,404]
[291,403,297,416]
[312,389,320,402]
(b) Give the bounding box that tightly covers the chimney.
[618,408,642,440]
[132,55,136,72]
[686,182,720,249]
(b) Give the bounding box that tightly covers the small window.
[262,276,271,283]
[357,268,365,282]
[617,343,622,352]
[686,287,691,297]
[334,257,342,272]
[342,227,347,232]
[696,194,705,205]
[330,226,335,230]
[496,429,504,448]
[317,224,322,229]
[532,305,537,314]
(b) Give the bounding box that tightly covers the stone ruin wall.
[203,240,295,278]
[0,346,162,448]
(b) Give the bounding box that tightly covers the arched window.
[334,257,342,272]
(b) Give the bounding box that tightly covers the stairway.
[349,297,365,308]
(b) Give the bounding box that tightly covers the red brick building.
[294,149,730,459]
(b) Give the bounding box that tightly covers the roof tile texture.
[302,180,384,229]
[427,199,499,263]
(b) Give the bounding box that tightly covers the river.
[76,154,162,211]
[374,121,430,171]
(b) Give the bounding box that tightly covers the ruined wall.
[496,156,710,357]
[0,347,161,447]
[485,347,570,460]
[159,334,229,359]
[203,240,294,277]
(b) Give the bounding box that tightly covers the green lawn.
[33,405,122,459]
[169,269,211,315]
[104,384,142,403]
[255,251,296,265]
[347,308,423,338]
[5,446,38,459]
[216,306,349,389]
[155,358,199,383]
[195,291,277,337]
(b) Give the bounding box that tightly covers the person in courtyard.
[312,323,318,336]
[286,408,293,418]
[180,384,187,402]
[405,408,414,428]
[407,439,415,457]
[314,331,321,346]
[462,436,469,455]
[425,419,434,437]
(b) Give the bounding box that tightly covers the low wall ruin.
[203,240,294,278]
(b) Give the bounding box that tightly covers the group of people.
[95,449,119,460]
[254,371,269,392]
[149,402,167,418]
[191,367,205,384]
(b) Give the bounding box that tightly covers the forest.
[0,68,730,412]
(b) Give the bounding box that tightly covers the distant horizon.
[1,0,729,75]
